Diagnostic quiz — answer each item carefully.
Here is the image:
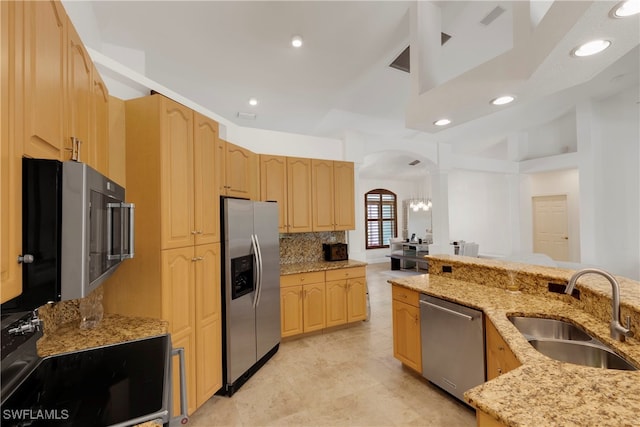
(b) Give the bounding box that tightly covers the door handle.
[419,300,474,321]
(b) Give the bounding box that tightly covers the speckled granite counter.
[389,255,640,427]
[280,259,367,275]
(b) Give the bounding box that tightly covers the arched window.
[365,189,397,249]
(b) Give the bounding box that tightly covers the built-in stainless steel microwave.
[2,159,135,313]
[61,161,135,300]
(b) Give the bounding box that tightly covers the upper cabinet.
[260,154,288,232]
[217,139,258,200]
[260,155,355,233]
[286,157,314,233]
[193,112,220,245]
[312,160,355,231]
[1,0,113,304]
[22,0,67,160]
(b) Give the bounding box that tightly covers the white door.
[532,195,569,261]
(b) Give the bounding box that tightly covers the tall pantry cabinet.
[105,94,222,415]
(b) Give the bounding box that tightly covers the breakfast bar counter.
[389,255,640,427]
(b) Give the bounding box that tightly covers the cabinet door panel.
[1,0,22,303]
[171,330,196,416]
[347,277,367,322]
[194,113,219,245]
[333,161,355,230]
[92,71,109,175]
[486,318,521,380]
[225,142,252,199]
[325,280,347,327]
[23,0,66,160]
[281,285,303,337]
[195,243,222,405]
[311,159,335,231]
[286,157,313,233]
[67,20,92,163]
[108,96,126,186]
[392,300,421,372]
[303,283,325,332]
[260,155,288,232]
[160,98,194,250]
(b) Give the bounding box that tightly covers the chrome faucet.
[565,268,634,342]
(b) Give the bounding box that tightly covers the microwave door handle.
[121,203,135,259]
[106,202,122,261]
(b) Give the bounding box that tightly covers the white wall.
[586,89,640,279]
[448,170,512,256]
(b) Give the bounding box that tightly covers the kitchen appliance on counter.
[323,243,348,261]
[220,198,280,396]
[420,294,485,404]
[1,158,135,315]
[0,334,187,427]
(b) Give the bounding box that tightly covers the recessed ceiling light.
[248,98,258,106]
[434,118,451,126]
[491,95,515,106]
[571,39,611,57]
[611,0,640,17]
[291,35,303,48]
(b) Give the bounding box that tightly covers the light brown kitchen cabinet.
[260,154,288,232]
[333,161,356,230]
[22,0,67,161]
[476,410,507,427]
[108,96,126,186]
[217,139,257,200]
[311,159,335,231]
[194,112,220,245]
[325,267,367,327]
[280,271,326,337]
[194,243,222,407]
[486,317,521,380]
[311,159,356,231]
[104,93,222,415]
[66,18,92,163]
[391,285,422,372]
[0,0,23,304]
[286,157,313,233]
[90,72,109,175]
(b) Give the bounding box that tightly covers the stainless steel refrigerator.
[221,198,280,396]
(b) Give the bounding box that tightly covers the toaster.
[323,243,348,261]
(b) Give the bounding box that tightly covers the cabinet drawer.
[280,271,325,287]
[325,266,366,282]
[392,285,419,307]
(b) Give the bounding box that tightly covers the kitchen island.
[389,255,640,427]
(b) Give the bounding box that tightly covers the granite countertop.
[280,259,367,275]
[37,313,169,358]
[389,271,640,427]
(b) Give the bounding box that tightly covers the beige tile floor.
[188,263,476,427]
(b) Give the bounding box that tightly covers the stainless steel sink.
[508,316,592,341]
[508,315,637,371]
[529,339,637,371]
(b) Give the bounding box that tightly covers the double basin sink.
[508,316,637,371]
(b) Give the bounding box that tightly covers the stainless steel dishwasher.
[420,294,485,403]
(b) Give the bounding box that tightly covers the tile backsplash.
[280,231,346,264]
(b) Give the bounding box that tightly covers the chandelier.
[409,198,432,212]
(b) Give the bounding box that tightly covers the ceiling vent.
[389,33,452,73]
[237,112,256,120]
[408,159,421,166]
[480,6,506,26]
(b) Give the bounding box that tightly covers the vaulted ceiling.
[65,1,639,177]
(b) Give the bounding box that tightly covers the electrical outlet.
[548,282,580,299]
[442,265,453,273]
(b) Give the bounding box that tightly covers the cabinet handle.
[196,230,203,234]
[414,315,418,324]
[17,254,34,264]
[191,257,204,262]
[498,346,505,351]
[191,257,198,262]
[191,230,198,235]
[497,368,502,375]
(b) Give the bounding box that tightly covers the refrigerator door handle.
[254,233,264,307]
[251,234,261,309]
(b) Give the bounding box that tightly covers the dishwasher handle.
[420,300,474,321]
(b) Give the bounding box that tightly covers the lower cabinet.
[280,267,366,338]
[391,285,422,372]
[485,317,521,380]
